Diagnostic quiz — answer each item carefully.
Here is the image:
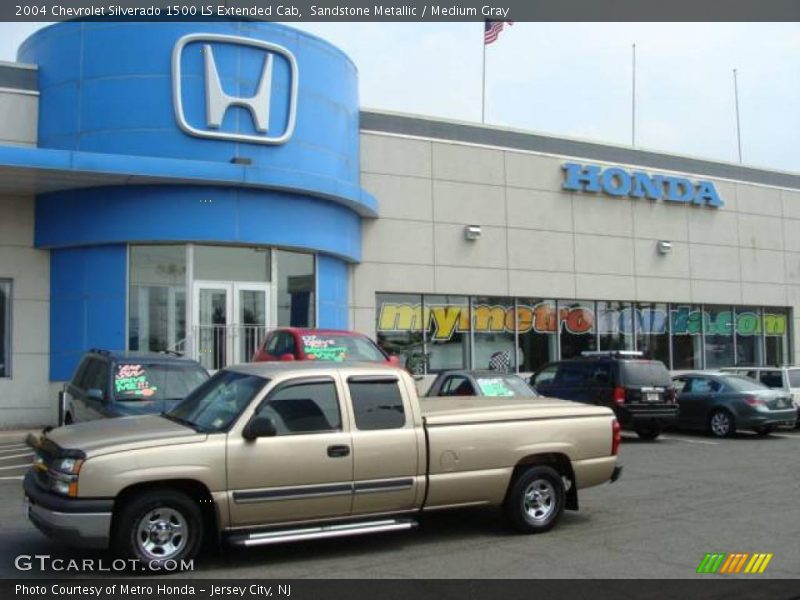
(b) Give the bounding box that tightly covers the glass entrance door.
[193,282,270,370]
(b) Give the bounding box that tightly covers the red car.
[252,328,400,365]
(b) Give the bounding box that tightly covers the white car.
[721,366,800,427]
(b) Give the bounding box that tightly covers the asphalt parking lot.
[0,427,798,579]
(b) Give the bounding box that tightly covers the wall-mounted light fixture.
[657,240,672,255]
[464,225,482,241]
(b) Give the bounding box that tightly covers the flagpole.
[733,68,742,163]
[481,35,487,123]
[631,43,636,147]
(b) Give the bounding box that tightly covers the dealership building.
[0,20,798,425]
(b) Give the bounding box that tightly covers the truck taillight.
[612,386,626,405]
[611,419,621,456]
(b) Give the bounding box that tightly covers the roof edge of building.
[359,109,800,192]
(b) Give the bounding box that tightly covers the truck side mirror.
[243,416,277,440]
[279,353,295,362]
[388,355,401,366]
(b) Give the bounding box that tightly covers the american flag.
[484,20,513,45]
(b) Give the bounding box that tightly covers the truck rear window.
[619,361,672,387]
[114,363,208,402]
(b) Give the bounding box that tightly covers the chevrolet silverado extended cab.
[25,362,622,566]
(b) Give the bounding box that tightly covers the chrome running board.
[229,518,417,547]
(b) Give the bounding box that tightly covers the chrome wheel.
[710,411,732,437]
[522,479,556,522]
[134,507,187,560]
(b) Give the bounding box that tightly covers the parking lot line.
[660,435,719,445]
[0,463,30,471]
[0,453,32,461]
[0,476,23,481]
[0,444,27,451]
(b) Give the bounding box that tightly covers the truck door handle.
[327,445,350,458]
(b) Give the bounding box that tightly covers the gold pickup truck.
[25,363,622,566]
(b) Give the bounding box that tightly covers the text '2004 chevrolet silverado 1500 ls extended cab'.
[25,362,622,566]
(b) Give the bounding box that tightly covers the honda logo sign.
[172,33,299,145]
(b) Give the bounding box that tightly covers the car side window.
[673,377,687,393]
[590,365,611,386]
[81,359,108,397]
[71,358,91,390]
[759,370,784,389]
[555,363,588,386]
[533,365,558,386]
[688,377,721,394]
[266,333,281,355]
[348,378,406,430]
[256,380,341,435]
[284,333,297,357]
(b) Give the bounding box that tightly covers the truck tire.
[114,489,204,570]
[504,466,565,534]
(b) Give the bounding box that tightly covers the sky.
[1,21,798,173]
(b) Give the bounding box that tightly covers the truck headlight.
[53,458,83,475]
[50,458,83,497]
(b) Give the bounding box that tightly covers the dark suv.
[60,350,209,425]
[531,351,678,440]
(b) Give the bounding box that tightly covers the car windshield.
[720,374,770,392]
[474,376,538,397]
[788,369,800,388]
[619,361,672,387]
[166,370,268,432]
[300,333,386,362]
[113,363,208,402]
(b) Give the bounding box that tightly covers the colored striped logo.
[696,553,773,574]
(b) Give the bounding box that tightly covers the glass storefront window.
[425,295,471,372]
[517,298,558,373]
[559,300,596,359]
[764,308,790,366]
[375,293,425,374]
[276,250,315,327]
[597,301,634,351]
[704,305,735,369]
[129,246,187,352]
[635,303,670,366]
[671,305,703,369]
[374,293,794,373]
[194,245,271,282]
[735,306,763,366]
[472,297,517,372]
[0,280,10,378]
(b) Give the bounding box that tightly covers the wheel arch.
[508,453,578,511]
[111,479,221,547]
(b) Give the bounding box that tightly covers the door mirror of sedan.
[243,416,278,440]
[279,353,295,362]
[86,388,105,402]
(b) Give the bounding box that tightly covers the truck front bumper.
[23,471,112,549]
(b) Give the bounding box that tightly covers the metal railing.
[193,325,268,371]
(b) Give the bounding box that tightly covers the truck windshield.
[166,370,268,433]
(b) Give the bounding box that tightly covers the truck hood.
[421,395,613,426]
[34,415,205,458]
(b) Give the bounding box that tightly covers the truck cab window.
[348,379,406,430]
[258,380,341,435]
